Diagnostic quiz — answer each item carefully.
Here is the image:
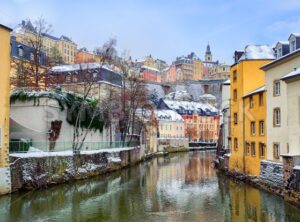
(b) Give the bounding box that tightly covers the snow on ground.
[10,147,136,159]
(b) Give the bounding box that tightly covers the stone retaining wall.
[9,147,142,192]
[260,160,284,188]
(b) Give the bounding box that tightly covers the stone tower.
[205,44,212,62]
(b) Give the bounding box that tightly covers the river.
[1,151,300,222]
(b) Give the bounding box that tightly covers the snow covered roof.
[242,86,266,98]
[155,110,183,122]
[163,99,218,114]
[281,68,300,81]
[51,63,119,74]
[141,65,160,72]
[289,33,300,39]
[239,45,275,61]
[199,94,216,99]
[222,79,230,85]
[261,48,300,71]
[277,41,289,45]
[165,90,192,101]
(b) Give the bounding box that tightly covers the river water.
[1,151,300,222]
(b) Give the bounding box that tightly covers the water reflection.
[1,151,300,222]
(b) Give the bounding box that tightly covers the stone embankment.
[216,156,300,209]
[9,147,142,192]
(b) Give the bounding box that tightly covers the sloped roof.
[239,45,275,61]
[155,110,183,122]
[242,86,266,98]
[281,68,300,81]
[163,99,218,114]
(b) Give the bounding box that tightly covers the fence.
[9,140,140,153]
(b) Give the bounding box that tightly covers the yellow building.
[14,20,77,64]
[243,86,267,176]
[0,24,12,194]
[229,45,274,174]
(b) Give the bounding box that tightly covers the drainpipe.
[242,98,246,173]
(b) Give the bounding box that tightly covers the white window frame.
[274,108,281,127]
[274,80,281,96]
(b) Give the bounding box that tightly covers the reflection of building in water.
[184,152,216,184]
[228,180,287,222]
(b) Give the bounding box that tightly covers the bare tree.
[69,39,117,153]
[117,62,151,146]
[22,17,52,88]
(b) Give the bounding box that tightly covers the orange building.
[75,51,102,64]
[183,114,219,142]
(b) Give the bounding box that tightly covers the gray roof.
[242,86,266,98]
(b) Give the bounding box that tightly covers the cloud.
[267,16,300,35]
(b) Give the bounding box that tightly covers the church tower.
[205,44,212,62]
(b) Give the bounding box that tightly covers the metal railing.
[9,140,140,153]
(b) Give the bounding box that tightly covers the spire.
[206,43,211,55]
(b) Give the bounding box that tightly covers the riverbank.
[216,157,300,209]
[9,147,143,193]
[2,151,300,221]
[7,146,216,194]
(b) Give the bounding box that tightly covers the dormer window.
[291,40,296,52]
[277,47,282,58]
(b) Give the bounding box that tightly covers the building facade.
[75,49,102,64]
[229,45,275,173]
[281,69,300,156]
[0,24,12,195]
[221,79,231,152]
[139,65,161,83]
[10,36,47,88]
[157,95,219,143]
[261,33,300,162]
[243,87,267,176]
[14,20,77,64]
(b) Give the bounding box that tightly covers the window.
[273,80,281,96]
[251,142,256,156]
[291,40,296,52]
[251,121,256,135]
[277,47,282,58]
[273,143,280,159]
[273,108,281,127]
[259,143,265,157]
[259,93,264,106]
[249,96,254,108]
[233,70,237,81]
[234,138,238,151]
[234,113,238,125]
[18,47,24,57]
[246,142,250,155]
[233,89,237,101]
[30,52,34,61]
[259,121,264,135]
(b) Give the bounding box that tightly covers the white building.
[261,33,300,162]
[10,97,117,152]
[281,68,300,155]
[221,79,231,151]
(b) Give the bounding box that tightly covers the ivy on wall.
[10,88,108,132]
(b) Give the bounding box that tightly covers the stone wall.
[9,147,142,193]
[260,160,284,188]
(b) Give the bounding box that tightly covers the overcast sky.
[1,0,300,64]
